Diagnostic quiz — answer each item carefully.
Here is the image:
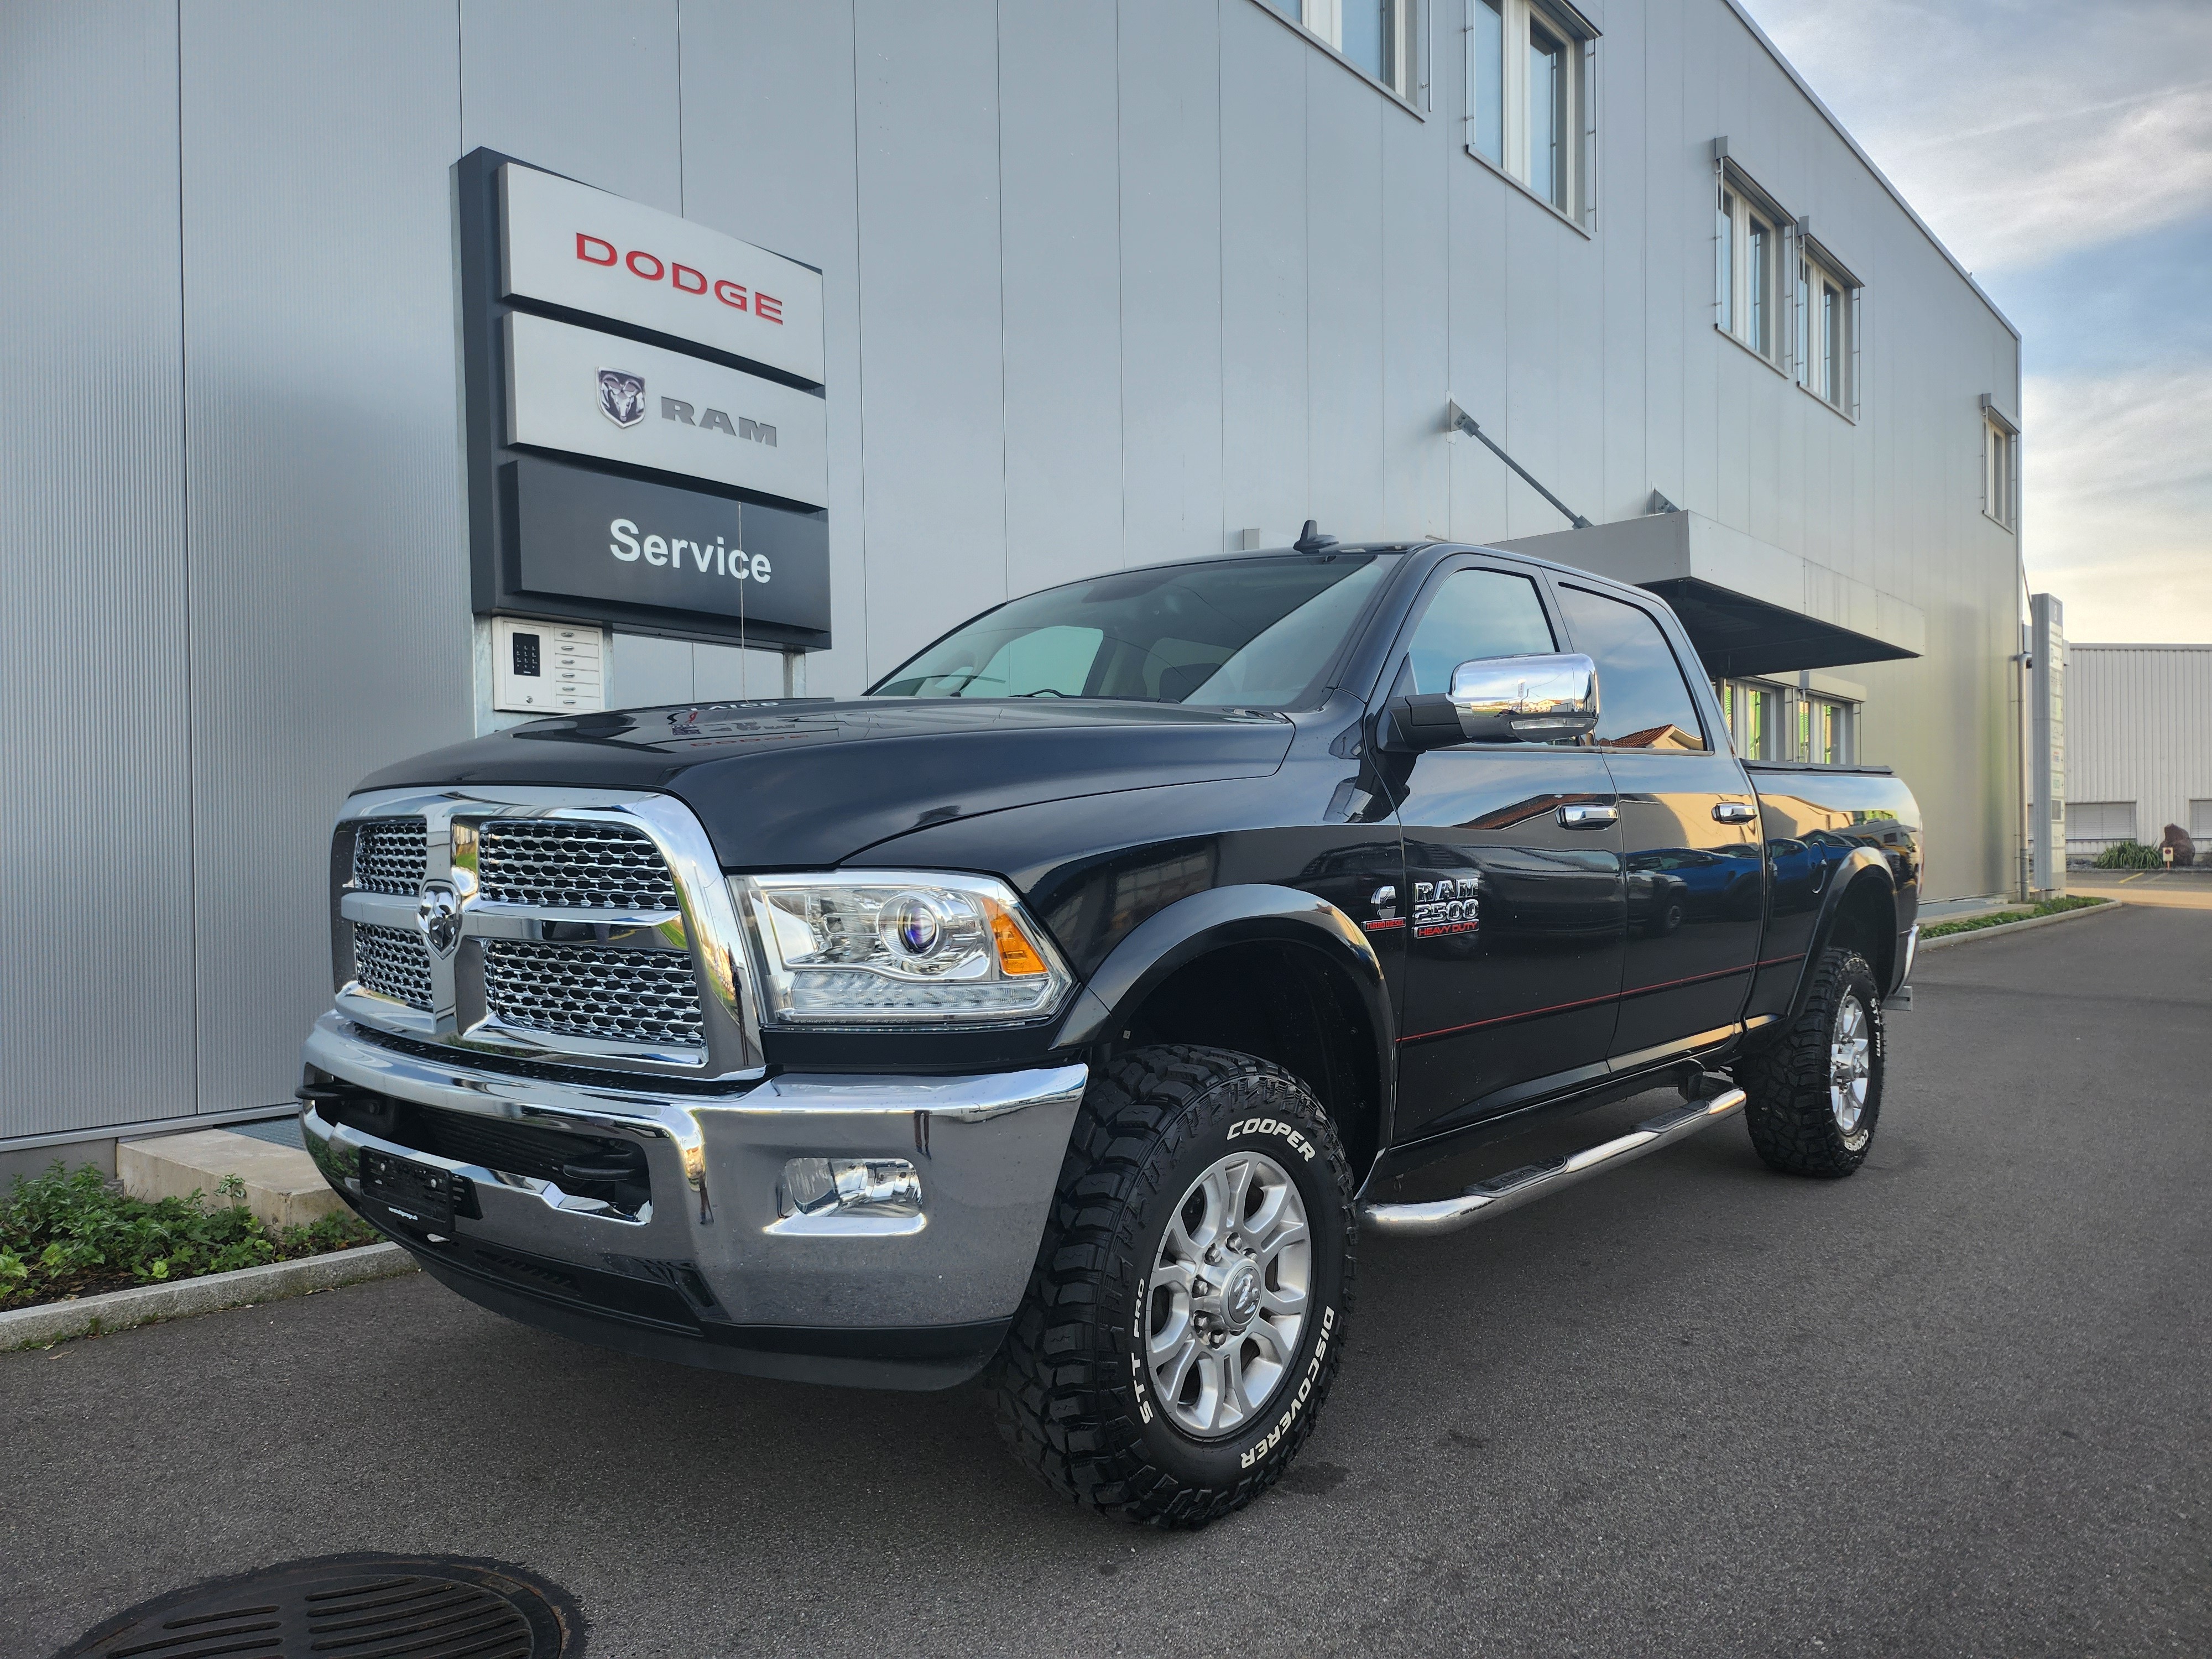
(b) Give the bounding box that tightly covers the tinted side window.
[1554,586,1708,751]
[1402,568,1555,693]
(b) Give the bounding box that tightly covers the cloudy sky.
[1742,0,2212,644]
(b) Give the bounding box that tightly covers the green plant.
[2093,840,2164,869]
[0,1161,377,1311]
[1918,894,2108,940]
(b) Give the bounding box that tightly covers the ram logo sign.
[597,369,646,429]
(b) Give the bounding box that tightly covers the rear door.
[1375,560,1626,1141]
[1550,582,1762,1065]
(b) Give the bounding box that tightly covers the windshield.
[868,554,1398,709]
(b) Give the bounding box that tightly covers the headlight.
[732,870,1073,1026]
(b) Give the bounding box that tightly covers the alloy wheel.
[1145,1150,1312,1438]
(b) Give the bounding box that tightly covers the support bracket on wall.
[1444,400,1593,529]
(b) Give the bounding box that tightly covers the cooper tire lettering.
[987,1046,1355,1526]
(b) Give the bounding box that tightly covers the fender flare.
[1778,851,1898,1029]
[1052,883,1396,1130]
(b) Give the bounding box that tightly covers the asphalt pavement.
[6,905,2207,1658]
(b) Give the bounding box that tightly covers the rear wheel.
[1738,946,1884,1178]
[985,1044,1355,1527]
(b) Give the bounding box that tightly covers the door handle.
[1557,802,1618,830]
[1713,801,1757,824]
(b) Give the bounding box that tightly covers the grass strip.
[1919,894,2109,941]
[1,1161,379,1314]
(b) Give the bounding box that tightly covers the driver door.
[1371,561,1627,1142]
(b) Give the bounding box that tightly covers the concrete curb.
[1,1241,417,1351]
[1919,898,2124,953]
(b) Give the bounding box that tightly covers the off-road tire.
[985,1044,1357,1527]
[1738,946,1884,1178]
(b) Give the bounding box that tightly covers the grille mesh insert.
[355,923,434,1010]
[477,821,680,910]
[483,940,705,1048]
[353,816,427,895]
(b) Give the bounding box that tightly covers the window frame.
[1713,160,1791,372]
[1464,0,1599,232]
[1254,0,1431,113]
[1795,231,1863,419]
[1982,395,2019,532]
[1714,676,1858,764]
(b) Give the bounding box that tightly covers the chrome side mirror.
[1387,653,1600,749]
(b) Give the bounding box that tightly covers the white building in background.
[2065,646,2212,859]
[3,0,2024,1171]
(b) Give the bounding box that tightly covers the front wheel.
[985,1045,1356,1527]
[1737,946,1885,1177]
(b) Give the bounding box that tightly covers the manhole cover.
[55,1552,582,1659]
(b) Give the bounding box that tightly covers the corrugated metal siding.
[1,0,2026,1144]
[2066,647,2212,847]
[180,1,472,1115]
[0,3,199,1139]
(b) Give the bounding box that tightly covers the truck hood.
[357,698,1296,869]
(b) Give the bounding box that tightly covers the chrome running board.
[1358,1087,1747,1238]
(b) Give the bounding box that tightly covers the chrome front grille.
[353,817,427,895]
[477,821,680,910]
[353,922,434,1010]
[332,791,756,1077]
[482,940,706,1049]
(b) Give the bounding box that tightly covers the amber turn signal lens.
[990,911,1048,976]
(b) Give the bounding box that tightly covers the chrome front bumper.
[301,1013,1086,1388]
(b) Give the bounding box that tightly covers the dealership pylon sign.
[456,147,831,650]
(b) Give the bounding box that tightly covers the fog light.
[781,1157,922,1219]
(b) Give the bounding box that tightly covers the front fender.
[1052,881,1395,1089]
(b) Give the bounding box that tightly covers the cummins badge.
[597,367,646,428]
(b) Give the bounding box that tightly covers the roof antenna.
[1293,519,1339,554]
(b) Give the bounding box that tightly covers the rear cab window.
[1553,585,1710,752]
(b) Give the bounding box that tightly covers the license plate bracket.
[360,1147,459,1230]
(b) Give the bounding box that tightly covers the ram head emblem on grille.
[415,880,463,958]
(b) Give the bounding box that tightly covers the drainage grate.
[55,1553,582,1659]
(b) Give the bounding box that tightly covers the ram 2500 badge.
[301,536,1919,1526]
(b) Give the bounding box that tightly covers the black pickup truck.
[300,537,1920,1526]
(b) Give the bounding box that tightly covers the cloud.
[1746,0,2212,642]
[1743,1,2212,274]
[2023,368,2212,641]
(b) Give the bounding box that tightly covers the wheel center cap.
[1219,1260,1262,1332]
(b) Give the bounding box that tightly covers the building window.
[1273,0,1425,102]
[1798,695,1855,765]
[1797,243,1859,412]
[1983,398,2018,531]
[1716,678,1853,763]
[1467,0,1595,223]
[1715,170,1786,366]
[2067,800,2138,856]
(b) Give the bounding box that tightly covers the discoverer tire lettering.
[985,1044,1356,1527]
[1738,945,1885,1178]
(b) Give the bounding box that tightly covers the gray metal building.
[0,0,2024,1167]
[2064,645,2212,858]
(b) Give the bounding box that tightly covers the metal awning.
[1493,510,1924,680]
[1635,577,1914,677]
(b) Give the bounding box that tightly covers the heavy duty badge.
[1412,878,1480,938]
